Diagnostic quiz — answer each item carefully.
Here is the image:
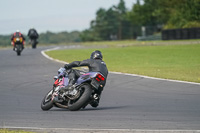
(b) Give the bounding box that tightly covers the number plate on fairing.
[91,79,100,89]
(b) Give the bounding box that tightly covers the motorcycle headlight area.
[54,86,60,91]
[58,78,62,82]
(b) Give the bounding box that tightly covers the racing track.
[0,46,200,132]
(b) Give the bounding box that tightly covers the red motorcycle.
[13,37,23,56]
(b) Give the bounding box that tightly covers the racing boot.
[90,94,100,108]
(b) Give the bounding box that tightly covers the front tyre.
[16,45,22,56]
[41,89,54,111]
[68,84,92,111]
[17,51,21,56]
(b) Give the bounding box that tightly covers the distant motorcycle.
[30,39,37,49]
[41,67,106,111]
[13,37,23,56]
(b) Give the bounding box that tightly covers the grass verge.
[46,42,200,83]
[0,129,35,133]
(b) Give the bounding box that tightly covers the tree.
[165,0,200,29]
[113,0,128,39]
[80,0,132,41]
[128,0,200,30]
[80,0,200,41]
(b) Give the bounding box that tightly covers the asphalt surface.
[0,46,200,132]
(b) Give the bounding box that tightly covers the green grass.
[46,43,200,83]
[0,129,35,133]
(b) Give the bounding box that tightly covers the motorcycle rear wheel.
[68,84,92,111]
[41,89,54,111]
[31,40,37,49]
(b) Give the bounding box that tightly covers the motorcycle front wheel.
[17,51,21,56]
[16,45,22,56]
[68,84,92,111]
[41,89,54,111]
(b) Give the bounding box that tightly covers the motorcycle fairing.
[53,71,103,90]
[76,72,96,85]
[54,77,65,87]
[14,37,23,43]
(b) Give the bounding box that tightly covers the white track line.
[2,127,200,133]
[41,47,200,86]
[41,47,68,64]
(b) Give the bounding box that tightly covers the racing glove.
[64,64,70,70]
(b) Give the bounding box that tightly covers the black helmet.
[90,50,103,60]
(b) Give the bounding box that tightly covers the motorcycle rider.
[11,30,25,51]
[64,50,108,107]
[27,28,39,44]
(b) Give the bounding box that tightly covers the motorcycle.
[13,37,23,56]
[41,67,106,111]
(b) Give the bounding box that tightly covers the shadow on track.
[44,105,130,112]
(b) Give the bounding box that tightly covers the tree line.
[0,31,81,46]
[0,0,199,46]
[81,0,200,41]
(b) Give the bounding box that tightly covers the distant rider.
[11,30,25,51]
[64,50,108,107]
[27,28,39,44]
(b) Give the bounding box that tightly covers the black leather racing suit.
[27,29,39,39]
[65,58,108,90]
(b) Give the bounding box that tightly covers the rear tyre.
[41,89,54,111]
[68,84,92,111]
[31,40,37,49]
[32,44,36,49]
